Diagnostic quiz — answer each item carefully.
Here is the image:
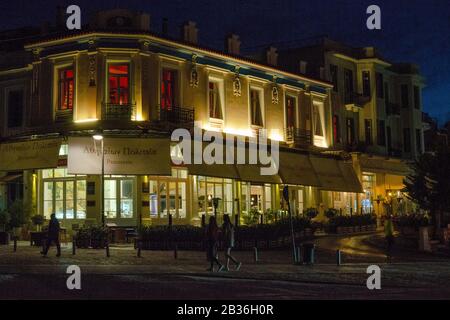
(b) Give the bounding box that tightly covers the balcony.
[102,103,136,121]
[344,92,371,110]
[284,127,312,149]
[158,106,195,130]
[386,102,401,116]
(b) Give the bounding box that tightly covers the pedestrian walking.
[41,213,61,257]
[205,216,224,272]
[222,214,241,271]
[384,214,395,263]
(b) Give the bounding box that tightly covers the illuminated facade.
[0,10,423,232]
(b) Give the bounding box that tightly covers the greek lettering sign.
[0,138,62,171]
[68,137,171,175]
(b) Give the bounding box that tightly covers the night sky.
[1,0,449,124]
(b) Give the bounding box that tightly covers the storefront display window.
[197,176,233,218]
[41,168,86,220]
[104,177,135,219]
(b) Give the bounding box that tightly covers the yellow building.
[0,10,423,232]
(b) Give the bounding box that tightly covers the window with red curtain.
[58,68,74,111]
[285,96,296,128]
[161,69,177,109]
[108,65,129,105]
[333,115,340,144]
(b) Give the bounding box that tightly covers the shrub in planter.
[243,208,261,226]
[31,215,45,232]
[75,228,91,248]
[90,226,109,248]
[8,201,28,238]
[305,208,319,220]
[264,208,277,224]
[325,208,339,219]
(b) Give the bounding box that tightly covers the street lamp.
[93,134,105,227]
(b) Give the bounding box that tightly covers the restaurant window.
[197,176,233,220]
[250,88,264,127]
[7,90,24,128]
[208,80,223,120]
[108,64,130,105]
[297,189,304,215]
[346,117,355,145]
[161,69,177,110]
[361,174,375,214]
[403,128,411,153]
[377,120,386,146]
[58,67,74,110]
[42,168,86,220]
[285,95,296,128]
[401,84,409,108]
[329,64,338,92]
[332,115,340,145]
[362,71,371,97]
[414,86,421,110]
[365,119,373,145]
[149,168,188,219]
[376,73,384,99]
[416,129,422,153]
[104,177,134,219]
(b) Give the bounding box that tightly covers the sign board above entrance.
[0,138,62,171]
[68,137,171,175]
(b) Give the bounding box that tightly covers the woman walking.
[222,214,242,271]
[205,216,224,272]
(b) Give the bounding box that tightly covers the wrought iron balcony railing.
[55,109,73,123]
[158,106,195,129]
[102,103,136,121]
[284,127,312,149]
[344,92,371,108]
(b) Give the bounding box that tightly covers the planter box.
[0,232,10,245]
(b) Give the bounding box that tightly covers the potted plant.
[0,210,10,245]
[31,215,45,232]
[8,201,27,239]
[325,208,338,220]
[305,208,319,220]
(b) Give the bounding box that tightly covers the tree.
[404,145,450,228]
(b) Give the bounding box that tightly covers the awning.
[0,174,22,184]
[310,156,363,193]
[187,163,240,180]
[235,163,282,184]
[0,138,62,171]
[278,151,321,187]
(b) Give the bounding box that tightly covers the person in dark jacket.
[205,216,224,272]
[222,214,241,271]
[41,213,61,257]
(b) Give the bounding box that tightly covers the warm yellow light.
[93,135,103,141]
[75,118,99,123]
[268,130,284,142]
[223,127,254,137]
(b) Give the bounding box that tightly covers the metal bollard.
[296,246,302,264]
[253,247,258,263]
[174,244,178,259]
[106,242,110,258]
[336,249,341,266]
[72,236,76,255]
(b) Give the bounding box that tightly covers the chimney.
[56,6,65,29]
[181,21,198,44]
[138,13,151,31]
[299,61,307,74]
[266,46,278,66]
[162,18,168,37]
[225,34,241,55]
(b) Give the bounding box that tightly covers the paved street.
[0,233,449,300]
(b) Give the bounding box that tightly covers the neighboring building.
[277,37,426,216]
[423,113,448,152]
[0,10,423,231]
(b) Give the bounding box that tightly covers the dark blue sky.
[1,0,449,124]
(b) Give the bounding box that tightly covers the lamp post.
[93,134,105,227]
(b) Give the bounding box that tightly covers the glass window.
[7,90,24,128]
[362,71,371,97]
[43,182,53,219]
[65,181,74,219]
[109,64,130,105]
[250,88,263,127]
[313,104,324,137]
[104,180,117,218]
[55,181,64,220]
[209,81,223,120]
[346,117,355,145]
[58,68,74,110]
[76,181,86,219]
[161,69,177,109]
[159,181,167,217]
[149,181,158,217]
[179,182,187,218]
[329,64,338,92]
[264,184,272,212]
[344,68,353,99]
[285,96,296,128]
